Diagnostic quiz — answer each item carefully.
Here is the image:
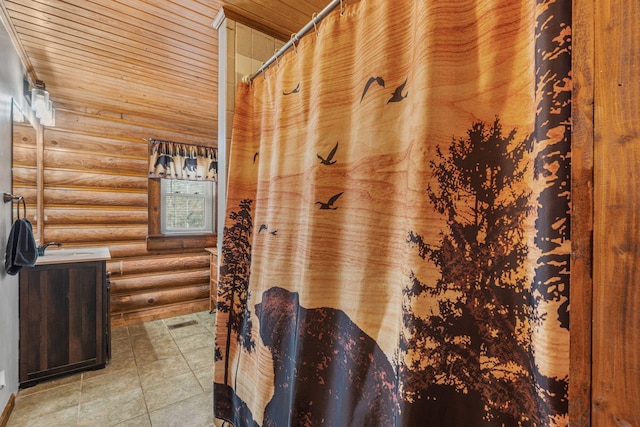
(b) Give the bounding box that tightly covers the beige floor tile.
[113,414,152,427]
[83,351,136,380]
[111,335,133,356]
[111,327,130,341]
[6,405,78,427]
[132,337,182,365]
[8,312,216,427]
[142,371,203,412]
[183,346,215,371]
[128,320,170,338]
[10,383,81,424]
[194,311,215,327]
[137,355,192,388]
[14,371,82,398]
[130,332,174,349]
[193,367,214,394]
[173,332,214,353]
[78,387,147,426]
[194,310,216,322]
[163,314,199,327]
[194,312,216,335]
[149,392,213,427]
[168,323,210,340]
[80,367,141,403]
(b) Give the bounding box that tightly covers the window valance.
[148,139,217,181]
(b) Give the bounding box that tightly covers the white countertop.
[35,246,111,265]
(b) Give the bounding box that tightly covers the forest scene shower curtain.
[214,0,571,425]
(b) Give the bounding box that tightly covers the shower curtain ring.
[312,12,319,37]
[340,0,345,16]
[274,49,280,67]
[290,33,299,54]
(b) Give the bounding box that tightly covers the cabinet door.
[19,261,105,384]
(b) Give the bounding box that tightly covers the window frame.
[160,178,215,235]
[147,178,217,251]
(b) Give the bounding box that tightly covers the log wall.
[590,0,640,425]
[13,109,216,327]
[570,0,594,423]
[10,12,282,332]
[572,0,640,424]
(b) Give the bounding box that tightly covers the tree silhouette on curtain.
[217,199,256,383]
[401,117,567,426]
[214,199,259,426]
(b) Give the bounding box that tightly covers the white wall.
[0,19,31,412]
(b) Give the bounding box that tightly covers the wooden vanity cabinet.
[19,260,110,387]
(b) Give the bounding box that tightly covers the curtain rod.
[245,0,343,83]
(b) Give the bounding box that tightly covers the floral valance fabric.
[148,139,217,181]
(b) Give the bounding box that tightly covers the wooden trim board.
[0,394,16,427]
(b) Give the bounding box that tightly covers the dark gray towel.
[4,218,38,275]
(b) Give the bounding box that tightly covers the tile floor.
[7,311,216,427]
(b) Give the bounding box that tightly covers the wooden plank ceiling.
[222,0,331,41]
[0,0,328,139]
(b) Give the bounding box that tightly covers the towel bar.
[3,192,23,203]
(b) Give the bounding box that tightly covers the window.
[147,139,218,250]
[161,179,215,235]
[147,178,217,251]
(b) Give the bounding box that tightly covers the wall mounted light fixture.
[30,80,55,127]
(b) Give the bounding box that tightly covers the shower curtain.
[214,0,571,425]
